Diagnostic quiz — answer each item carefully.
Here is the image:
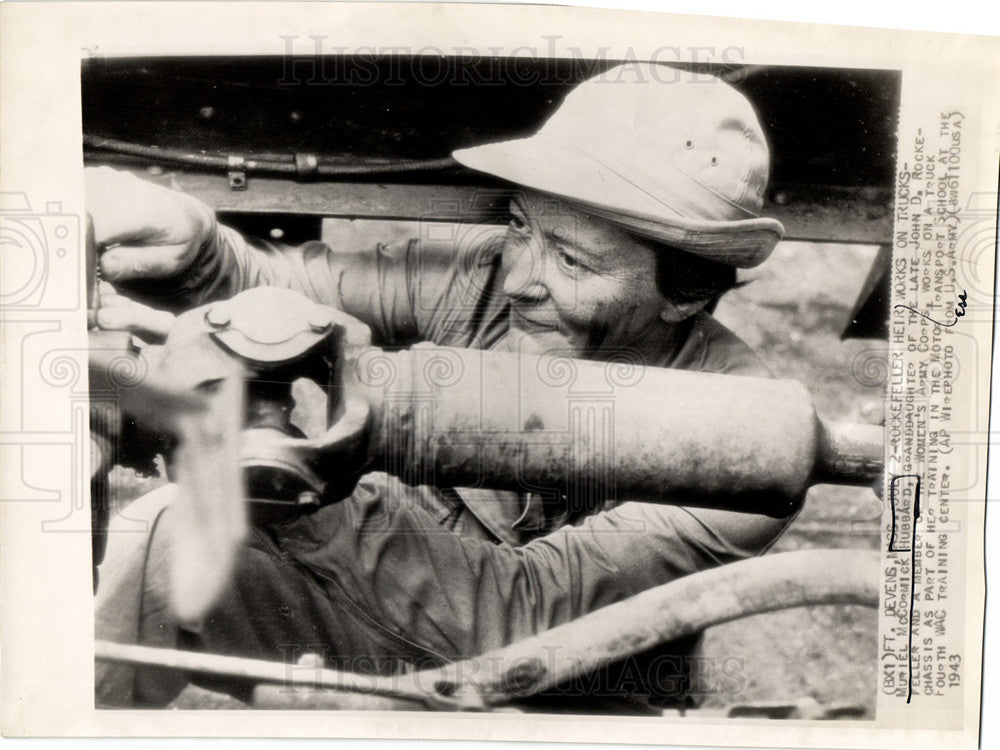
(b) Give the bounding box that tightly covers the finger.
[98,290,129,308]
[96,304,176,342]
[99,243,193,281]
[89,281,118,330]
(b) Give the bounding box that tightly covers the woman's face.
[500,190,672,358]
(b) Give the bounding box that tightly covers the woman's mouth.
[509,306,559,333]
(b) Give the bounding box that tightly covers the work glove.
[85,166,229,313]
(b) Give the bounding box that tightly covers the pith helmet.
[453,63,784,268]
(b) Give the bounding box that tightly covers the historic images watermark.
[277,35,746,86]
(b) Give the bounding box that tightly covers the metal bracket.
[294,152,319,177]
[227,155,247,190]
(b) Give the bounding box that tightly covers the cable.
[83,135,460,177]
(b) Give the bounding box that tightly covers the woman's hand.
[86,166,216,280]
[90,281,176,343]
[86,166,226,312]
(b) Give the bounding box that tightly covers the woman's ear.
[659,298,710,323]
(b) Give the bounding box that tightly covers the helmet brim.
[454,135,784,269]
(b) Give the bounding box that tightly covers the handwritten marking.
[894,291,968,327]
[887,474,921,703]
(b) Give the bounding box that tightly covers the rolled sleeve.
[204,225,500,348]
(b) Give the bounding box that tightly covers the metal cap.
[209,287,337,364]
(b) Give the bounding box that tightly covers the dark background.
[82,56,900,190]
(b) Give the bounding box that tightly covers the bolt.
[296,653,324,668]
[206,306,231,328]
[296,490,322,511]
[308,309,333,333]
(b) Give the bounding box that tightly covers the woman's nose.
[502,237,548,301]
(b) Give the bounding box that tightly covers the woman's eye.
[509,214,528,232]
[557,249,582,270]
